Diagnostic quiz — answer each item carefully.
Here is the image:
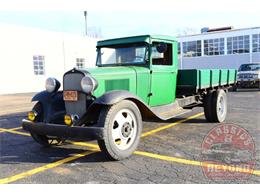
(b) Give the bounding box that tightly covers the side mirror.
[156,43,167,53]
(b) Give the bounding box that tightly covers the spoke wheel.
[97,100,142,160]
[111,109,137,150]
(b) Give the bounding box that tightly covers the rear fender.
[32,91,65,123]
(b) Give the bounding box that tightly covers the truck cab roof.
[97,35,177,47]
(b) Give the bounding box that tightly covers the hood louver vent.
[105,79,130,91]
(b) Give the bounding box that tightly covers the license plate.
[63,91,78,101]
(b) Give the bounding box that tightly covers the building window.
[252,34,260,53]
[76,58,85,68]
[227,35,249,54]
[182,40,201,57]
[204,38,224,56]
[33,55,45,75]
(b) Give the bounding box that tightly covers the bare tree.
[176,27,198,36]
[87,26,103,38]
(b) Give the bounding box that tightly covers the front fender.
[32,91,52,102]
[32,91,65,123]
[94,90,138,105]
[78,90,158,124]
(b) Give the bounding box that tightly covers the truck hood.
[82,66,138,97]
[85,66,136,77]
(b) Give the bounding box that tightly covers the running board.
[150,102,191,120]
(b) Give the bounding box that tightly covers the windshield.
[239,64,260,71]
[97,44,148,66]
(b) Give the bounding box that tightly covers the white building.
[0,24,98,95]
[177,26,260,69]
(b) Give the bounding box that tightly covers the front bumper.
[237,80,260,88]
[22,119,104,140]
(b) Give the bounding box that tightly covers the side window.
[33,55,45,75]
[151,42,172,65]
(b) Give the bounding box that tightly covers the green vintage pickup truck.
[23,35,237,160]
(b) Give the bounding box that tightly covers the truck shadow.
[0,142,112,165]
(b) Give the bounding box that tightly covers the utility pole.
[84,11,87,36]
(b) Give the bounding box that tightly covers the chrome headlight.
[81,76,98,94]
[45,77,60,93]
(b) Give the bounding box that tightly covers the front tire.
[97,100,142,160]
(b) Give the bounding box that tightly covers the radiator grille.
[63,72,86,117]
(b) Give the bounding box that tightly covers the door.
[149,41,178,106]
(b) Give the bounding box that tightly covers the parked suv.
[234,63,260,91]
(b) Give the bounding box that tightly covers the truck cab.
[94,35,178,106]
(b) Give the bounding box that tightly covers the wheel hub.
[121,122,132,137]
[218,96,225,116]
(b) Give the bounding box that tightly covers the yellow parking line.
[141,112,204,137]
[2,126,260,181]
[0,128,30,136]
[134,151,260,176]
[66,140,99,149]
[0,127,22,134]
[43,140,260,177]
[0,150,96,184]
[35,139,260,177]
[10,127,23,131]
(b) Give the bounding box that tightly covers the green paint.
[210,70,221,87]
[177,69,237,89]
[79,35,236,107]
[105,79,130,91]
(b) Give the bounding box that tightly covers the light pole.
[84,11,87,36]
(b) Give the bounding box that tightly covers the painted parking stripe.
[0,128,30,136]
[2,127,260,178]
[141,112,204,137]
[134,151,260,176]
[65,142,260,177]
[0,150,96,184]
[0,127,22,134]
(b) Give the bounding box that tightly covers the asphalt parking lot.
[0,90,259,184]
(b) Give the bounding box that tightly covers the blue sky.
[0,8,259,39]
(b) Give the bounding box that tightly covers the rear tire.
[97,100,142,160]
[204,90,214,122]
[30,102,65,147]
[211,89,227,123]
